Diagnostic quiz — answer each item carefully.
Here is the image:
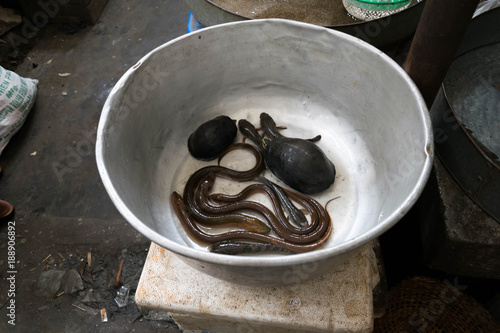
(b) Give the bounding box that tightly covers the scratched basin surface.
[96,19,433,286]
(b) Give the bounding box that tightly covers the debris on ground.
[100,308,108,323]
[140,308,173,321]
[31,245,176,327]
[35,270,66,298]
[60,268,84,294]
[114,285,130,308]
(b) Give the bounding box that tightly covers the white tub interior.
[97,19,432,264]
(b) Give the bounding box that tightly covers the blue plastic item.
[187,12,205,33]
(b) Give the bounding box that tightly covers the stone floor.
[0,1,189,331]
[0,1,499,332]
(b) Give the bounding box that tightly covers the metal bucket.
[185,0,426,47]
[96,19,433,286]
[430,8,500,223]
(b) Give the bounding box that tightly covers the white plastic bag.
[474,0,500,17]
[0,66,38,156]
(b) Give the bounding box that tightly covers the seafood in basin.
[239,113,336,194]
[188,115,237,160]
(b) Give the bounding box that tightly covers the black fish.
[239,113,336,194]
[188,115,237,161]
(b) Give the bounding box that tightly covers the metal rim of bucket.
[96,18,433,268]
[184,0,426,47]
[196,0,423,27]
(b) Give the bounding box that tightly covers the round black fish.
[188,115,237,161]
[238,113,336,194]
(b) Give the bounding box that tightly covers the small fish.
[256,177,308,229]
[210,240,295,255]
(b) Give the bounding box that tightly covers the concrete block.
[136,242,381,333]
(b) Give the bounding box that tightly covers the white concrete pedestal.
[135,242,379,333]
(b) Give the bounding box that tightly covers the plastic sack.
[0,66,38,156]
[474,0,500,17]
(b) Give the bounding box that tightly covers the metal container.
[430,8,500,223]
[185,0,425,47]
[96,19,433,286]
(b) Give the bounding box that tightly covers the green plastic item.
[345,0,411,11]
